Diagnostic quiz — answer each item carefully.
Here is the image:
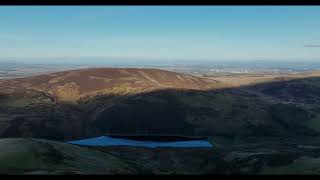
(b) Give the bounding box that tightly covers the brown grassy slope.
[0,68,219,102]
[204,70,320,88]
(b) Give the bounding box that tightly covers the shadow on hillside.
[0,75,320,141]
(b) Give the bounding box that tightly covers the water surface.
[68,136,213,148]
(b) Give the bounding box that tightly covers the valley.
[0,67,320,174]
[1,5,320,175]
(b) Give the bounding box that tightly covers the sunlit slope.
[0,68,219,102]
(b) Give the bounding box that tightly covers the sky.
[0,6,320,62]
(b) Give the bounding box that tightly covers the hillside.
[0,68,219,102]
[1,68,320,174]
[0,138,134,174]
[0,68,320,141]
[1,138,320,174]
[0,138,229,174]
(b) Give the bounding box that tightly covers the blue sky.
[0,6,320,61]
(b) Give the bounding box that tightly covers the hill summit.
[0,68,219,102]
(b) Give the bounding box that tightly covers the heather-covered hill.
[0,68,219,102]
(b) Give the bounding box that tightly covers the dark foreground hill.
[0,138,228,174]
[1,138,320,174]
